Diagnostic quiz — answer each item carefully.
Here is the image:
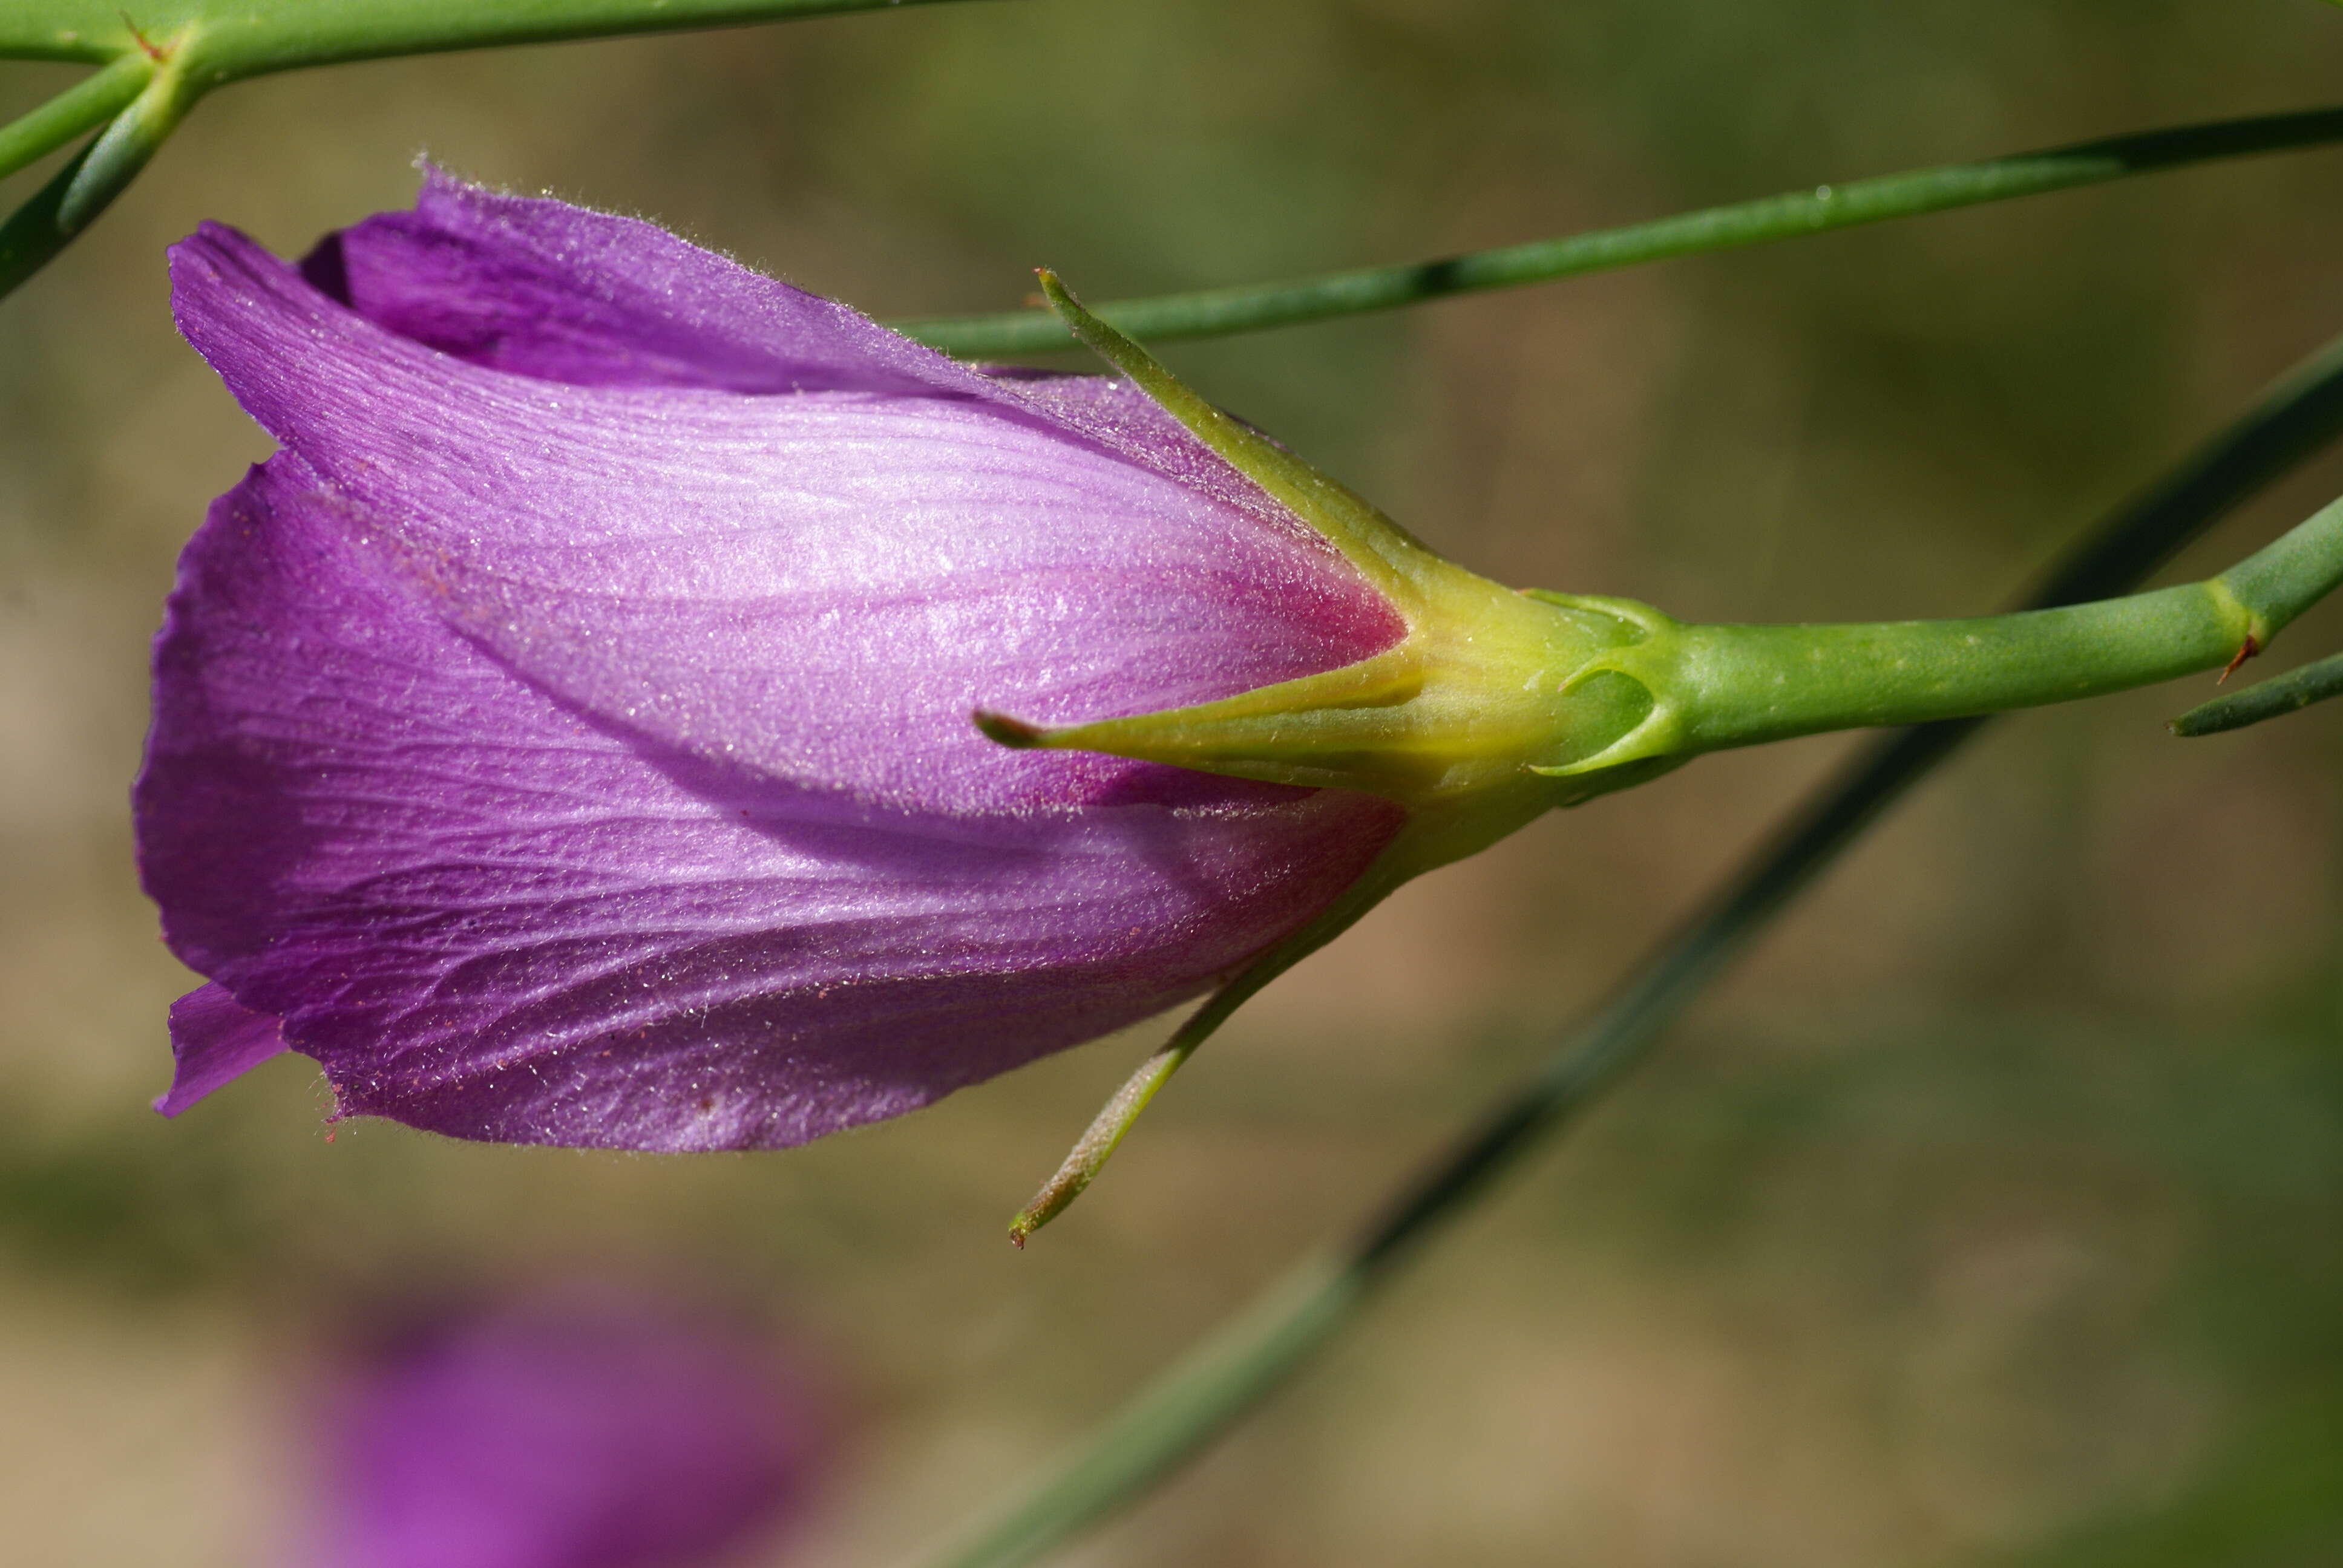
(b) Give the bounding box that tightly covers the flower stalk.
[1547,493,2343,771]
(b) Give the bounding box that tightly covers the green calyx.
[977,273,1683,817]
[978,583,1672,809]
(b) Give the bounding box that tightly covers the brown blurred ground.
[4,2,2343,1563]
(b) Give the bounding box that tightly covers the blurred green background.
[5,1,2343,1562]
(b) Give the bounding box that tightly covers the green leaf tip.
[2169,648,2343,737]
[1007,1038,1195,1249]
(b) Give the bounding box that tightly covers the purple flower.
[305,1284,824,1568]
[139,171,1409,1151]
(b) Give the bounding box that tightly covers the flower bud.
[142,173,1417,1155]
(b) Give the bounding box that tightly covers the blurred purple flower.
[139,172,1407,1150]
[307,1284,823,1568]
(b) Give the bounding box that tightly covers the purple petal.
[139,181,1409,1151]
[154,982,289,1116]
[138,437,1399,1152]
[312,171,1384,661]
[170,219,1400,815]
[304,168,979,397]
[317,1284,822,1568]
[310,169,1329,534]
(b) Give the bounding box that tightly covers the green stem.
[1637,494,2343,756]
[2172,651,2343,737]
[0,53,150,182]
[899,105,2343,356]
[0,1,985,74]
[911,326,2343,1568]
[0,0,988,299]
[1673,587,2247,745]
[0,49,194,300]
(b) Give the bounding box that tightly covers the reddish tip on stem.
[971,709,1049,748]
[122,11,168,60]
[2219,634,2261,684]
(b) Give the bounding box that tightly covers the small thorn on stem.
[2219,634,2261,684]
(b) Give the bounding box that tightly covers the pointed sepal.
[1001,792,1562,1244]
[1037,270,1432,596]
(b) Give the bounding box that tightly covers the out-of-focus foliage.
[2,1,2342,1563]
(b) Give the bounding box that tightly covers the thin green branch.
[0,52,149,182]
[0,0,984,300]
[0,51,193,300]
[0,1,983,72]
[899,105,2343,356]
[913,326,2343,1568]
[2172,650,2343,736]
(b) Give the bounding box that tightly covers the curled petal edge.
[156,982,290,1116]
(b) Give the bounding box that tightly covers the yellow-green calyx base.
[981,576,1673,810]
[976,269,1689,825]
